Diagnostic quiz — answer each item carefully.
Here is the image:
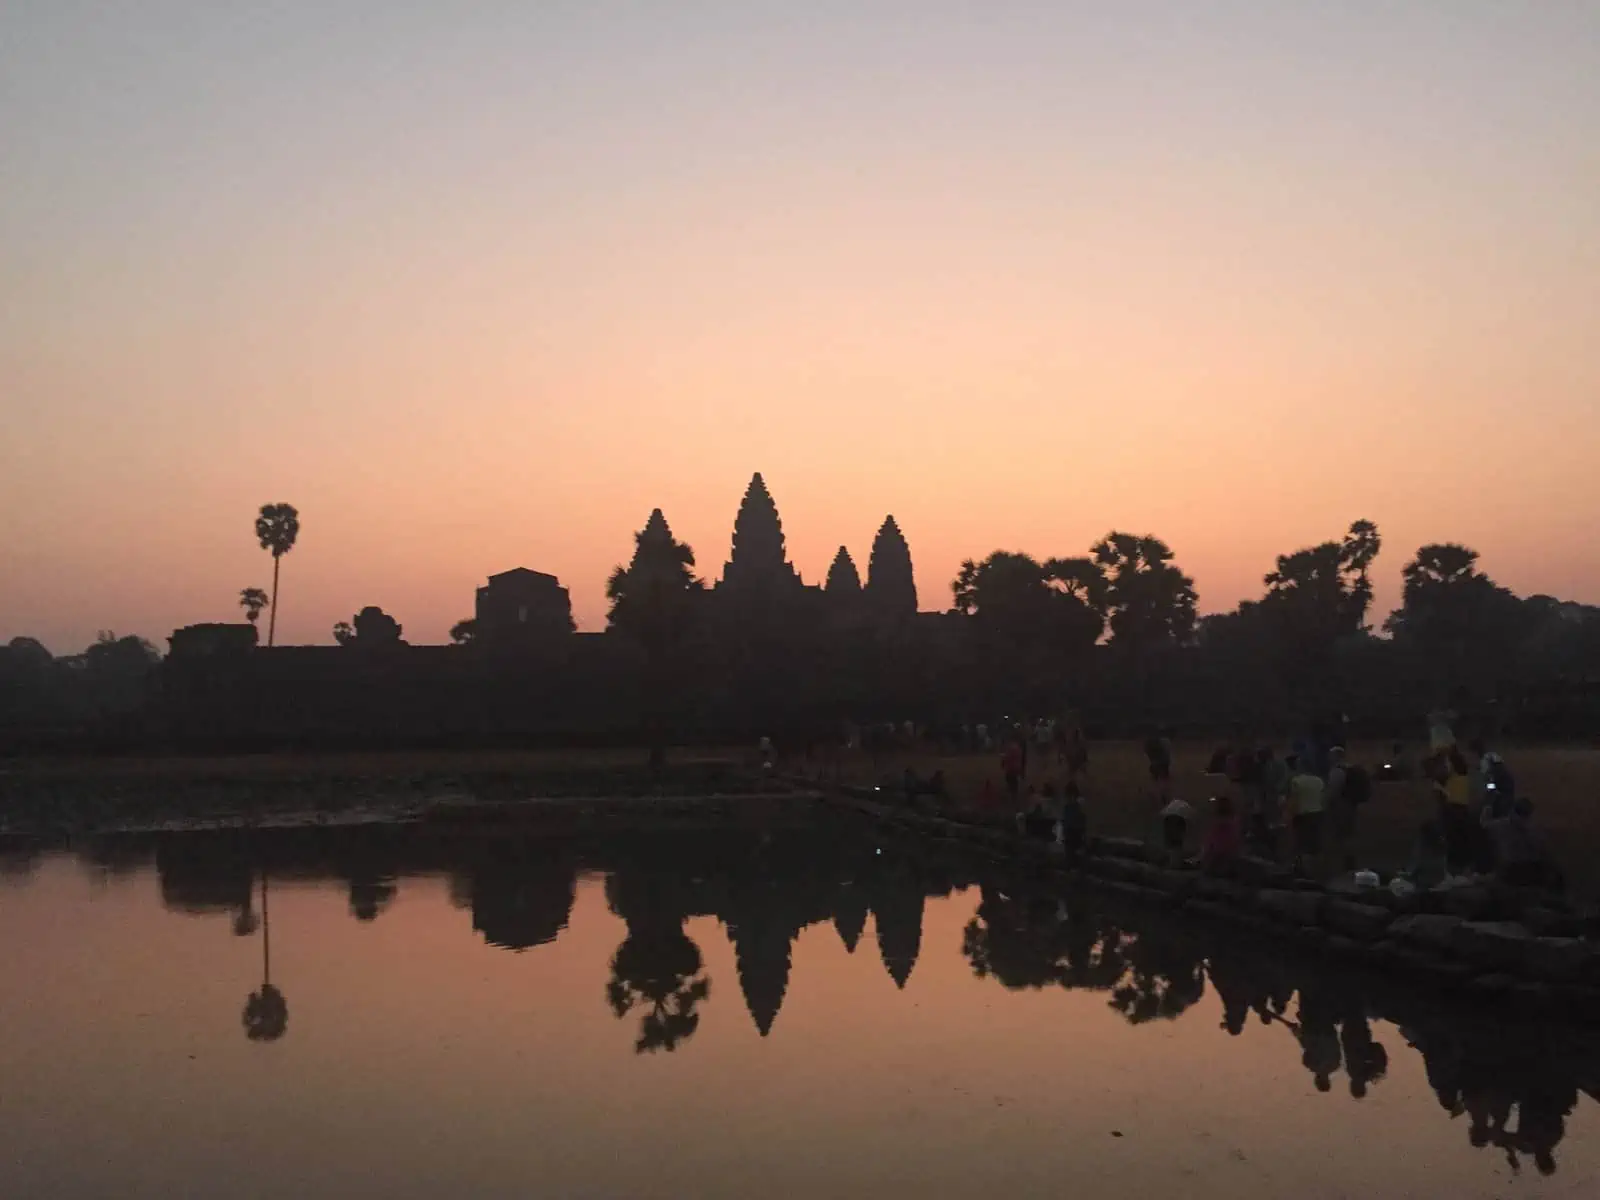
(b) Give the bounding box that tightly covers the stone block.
[1294,926,1328,952]
[1184,899,1236,923]
[1258,889,1325,927]
[1323,899,1394,942]
[1550,984,1600,1023]
[1510,981,1556,1014]
[1450,921,1532,972]
[1468,973,1517,999]
[1194,875,1248,904]
[1438,886,1495,919]
[1323,934,1364,959]
[1522,906,1587,938]
[1097,836,1151,862]
[1526,937,1598,983]
[1389,914,1464,953]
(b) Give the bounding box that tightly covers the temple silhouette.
[148,472,934,749]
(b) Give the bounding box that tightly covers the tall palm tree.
[239,587,269,628]
[254,503,300,647]
[242,869,288,1041]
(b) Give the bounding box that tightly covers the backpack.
[1344,764,1372,805]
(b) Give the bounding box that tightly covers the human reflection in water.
[1407,1021,1581,1176]
[604,872,710,1053]
[241,870,287,1042]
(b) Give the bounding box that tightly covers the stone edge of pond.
[820,782,1600,1027]
[0,788,824,842]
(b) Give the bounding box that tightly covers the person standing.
[1000,737,1023,804]
[1433,749,1475,874]
[1324,747,1353,872]
[1286,755,1326,876]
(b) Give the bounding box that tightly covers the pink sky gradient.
[3,3,1597,652]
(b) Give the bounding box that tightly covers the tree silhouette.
[825,546,862,594]
[254,504,299,647]
[334,607,403,648]
[865,516,917,619]
[607,509,705,767]
[239,587,270,627]
[449,618,477,645]
[1091,532,1197,649]
[242,871,287,1042]
[951,551,1104,656]
[1385,543,1527,682]
[605,923,711,1053]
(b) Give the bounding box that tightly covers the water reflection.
[11,820,1599,1180]
[242,872,287,1042]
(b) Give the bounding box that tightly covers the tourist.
[1400,820,1449,891]
[1435,749,1475,874]
[1145,728,1173,798]
[1470,737,1517,819]
[1325,747,1369,871]
[1000,737,1023,802]
[1251,746,1287,857]
[1200,794,1242,874]
[1286,755,1326,875]
[1058,780,1088,860]
[1063,717,1089,782]
[1159,794,1194,865]
[1486,799,1563,893]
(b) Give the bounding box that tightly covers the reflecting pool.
[1,818,1596,1198]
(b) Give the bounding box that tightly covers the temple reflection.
[45,817,1588,1176]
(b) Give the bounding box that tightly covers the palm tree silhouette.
[254,503,300,647]
[242,870,288,1041]
[239,587,269,629]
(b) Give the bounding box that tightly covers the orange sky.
[2,4,1597,651]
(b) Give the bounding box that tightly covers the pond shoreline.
[820,783,1600,1028]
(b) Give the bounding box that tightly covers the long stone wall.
[822,783,1600,1026]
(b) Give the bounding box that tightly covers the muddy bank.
[0,757,798,837]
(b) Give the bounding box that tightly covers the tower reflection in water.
[125,820,1598,1178]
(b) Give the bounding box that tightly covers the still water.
[2,819,1597,1199]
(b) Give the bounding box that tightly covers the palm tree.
[242,869,288,1041]
[239,587,269,628]
[254,503,300,647]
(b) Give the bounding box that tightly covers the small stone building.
[475,568,575,648]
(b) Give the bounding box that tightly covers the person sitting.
[1058,781,1088,860]
[1206,744,1232,775]
[1159,795,1194,866]
[1399,820,1449,892]
[1486,799,1564,893]
[1017,786,1056,842]
[1200,794,1243,874]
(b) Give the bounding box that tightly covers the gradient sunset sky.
[3,2,1597,652]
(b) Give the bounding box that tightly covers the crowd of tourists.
[862,710,1564,896]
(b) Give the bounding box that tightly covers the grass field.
[819,740,1600,898]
